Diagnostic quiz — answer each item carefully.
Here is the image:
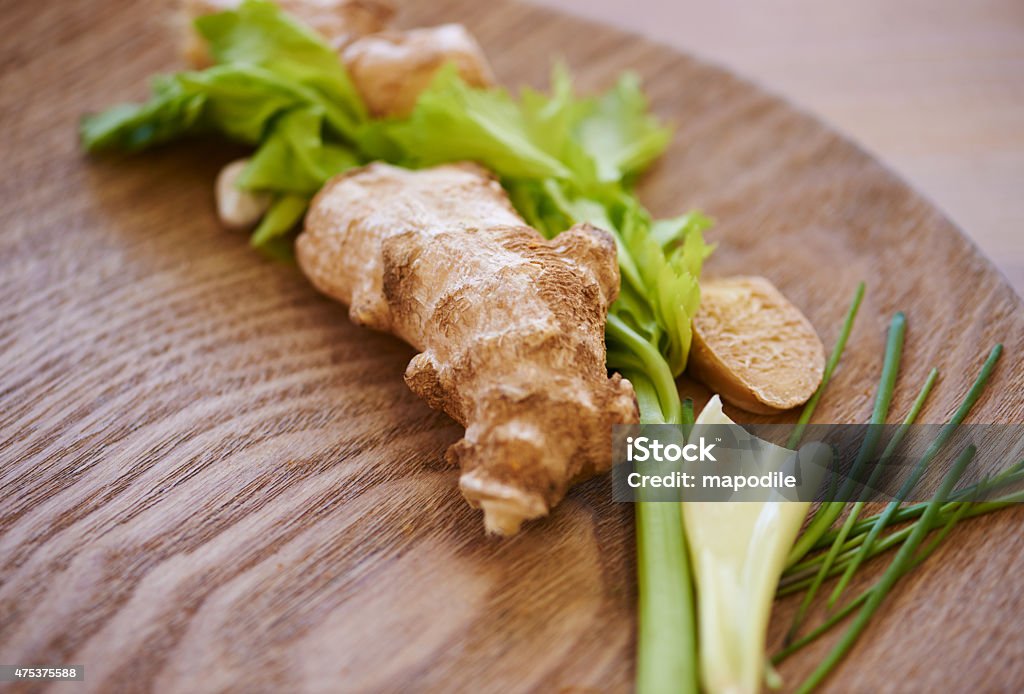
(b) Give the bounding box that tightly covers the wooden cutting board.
[1,0,1022,691]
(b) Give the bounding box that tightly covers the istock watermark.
[612,423,1024,503]
[625,435,718,463]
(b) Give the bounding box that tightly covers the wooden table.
[538,0,1024,292]
[1,0,1023,692]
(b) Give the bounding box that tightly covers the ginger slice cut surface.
[297,163,638,534]
[688,276,825,414]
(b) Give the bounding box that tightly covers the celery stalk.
[631,373,698,694]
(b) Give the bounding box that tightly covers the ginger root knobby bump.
[215,159,272,230]
[342,24,495,118]
[297,163,639,534]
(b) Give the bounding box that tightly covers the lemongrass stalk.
[684,396,810,693]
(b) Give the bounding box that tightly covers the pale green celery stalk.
[608,314,681,426]
[683,396,812,694]
[786,312,906,637]
[630,374,697,694]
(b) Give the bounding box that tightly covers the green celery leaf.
[386,66,571,179]
[610,199,704,375]
[80,75,208,152]
[251,193,309,249]
[195,0,365,134]
[81,0,368,153]
[82,65,334,151]
[575,72,672,183]
[240,107,360,194]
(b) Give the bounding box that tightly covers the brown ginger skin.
[297,163,638,534]
[342,24,495,118]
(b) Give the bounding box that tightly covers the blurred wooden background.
[537,0,1024,292]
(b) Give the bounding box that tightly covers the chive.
[775,589,866,663]
[775,490,975,663]
[779,506,960,594]
[829,344,1002,603]
[825,365,939,606]
[853,367,940,505]
[780,462,1022,589]
[783,284,866,569]
[778,484,1024,596]
[785,282,865,450]
[914,499,975,560]
[844,312,907,497]
[781,465,1023,587]
[793,444,976,693]
[778,529,911,594]
[630,373,698,694]
[808,460,1024,550]
[786,313,906,638]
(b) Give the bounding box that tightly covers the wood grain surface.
[1,0,1023,692]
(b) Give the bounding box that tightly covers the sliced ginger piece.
[688,276,825,414]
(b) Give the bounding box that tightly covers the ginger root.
[342,24,495,118]
[215,159,272,230]
[688,276,825,413]
[297,163,638,534]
